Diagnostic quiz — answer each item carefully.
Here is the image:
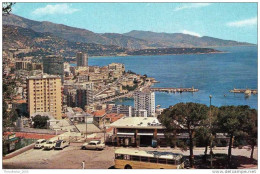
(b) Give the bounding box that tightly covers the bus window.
[149,157,157,163]
[158,159,166,164]
[115,154,124,159]
[131,156,140,161]
[124,155,130,160]
[141,157,148,162]
[167,159,176,165]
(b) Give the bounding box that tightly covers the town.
[2,2,258,171]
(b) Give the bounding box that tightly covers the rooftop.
[27,74,61,80]
[92,110,106,117]
[110,117,165,129]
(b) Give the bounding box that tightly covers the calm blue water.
[72,46,258,109]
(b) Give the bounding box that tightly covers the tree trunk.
[250,144,255,160]
[204,144,208,161]
[189,129,194,168]
[227,134,233,168]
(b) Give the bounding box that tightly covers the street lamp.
[209,95,213,168]
[85,115,88,140]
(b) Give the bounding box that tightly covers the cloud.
[227,17,257,27]
[32,4,79,16]
[182,30,201,37]
[174,3,211,11]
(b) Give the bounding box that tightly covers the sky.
[11,2,257,44]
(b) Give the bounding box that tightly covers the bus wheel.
[125,165,132,169]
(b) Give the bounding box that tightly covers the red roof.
[4,132,56,140]
[13,99,26,104]
[93,110,106,117]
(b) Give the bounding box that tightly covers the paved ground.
[2,143,258,169]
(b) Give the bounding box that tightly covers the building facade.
[27,74,62,119]
[111,105,133,117]
[76,52,88,67]
[43,55,64,83]
[134,90,155,117]
[75,88,94,110]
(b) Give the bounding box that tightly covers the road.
[3,143,257,169]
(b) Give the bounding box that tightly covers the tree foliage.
[159,102,209,168]
[216,105,256,167]
[2,2,15,14]
[32,115,49,129]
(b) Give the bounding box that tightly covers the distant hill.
[124,30,254,48]
[3,25,126,57]
[3,25,220,58]
[3,14,254,49]
[3,14,150,49]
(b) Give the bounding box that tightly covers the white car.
[54,140,70,150]
[34,139,47,149]
[81,140,105,150]
[43,140,57,150]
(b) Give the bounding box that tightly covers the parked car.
[34,139,47,149]
[81,140,105,150]
[54,140,70,150]
[43,140,57,150]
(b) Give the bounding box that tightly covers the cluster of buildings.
[3,48,230,148]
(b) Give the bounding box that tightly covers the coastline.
[88,50,227,59]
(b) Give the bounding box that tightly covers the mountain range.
[3,14,254,49]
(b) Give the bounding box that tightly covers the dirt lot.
[2,143,258,169]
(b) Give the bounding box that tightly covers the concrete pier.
[150,87,199,93]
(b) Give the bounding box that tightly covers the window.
[167,159,176,165]
[115,154,124,160]
[131,156,140,161]
[124,155,130,160]
[149,158,157,163]
[158,159,166,164]
[141,157,148,162]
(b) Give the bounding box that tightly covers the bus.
[114,148,185,169]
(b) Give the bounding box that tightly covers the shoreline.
[80,51,227,60]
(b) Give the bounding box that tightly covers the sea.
[71,46,258,109]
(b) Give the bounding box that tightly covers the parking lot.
[3,143,258,169]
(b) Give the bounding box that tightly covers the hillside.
[124,30,254,48]
[3,25,221,58]
[3,25,126,57]
[3,14,254,49]
[3,14,150,49]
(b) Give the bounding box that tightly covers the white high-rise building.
[134,90,155,117]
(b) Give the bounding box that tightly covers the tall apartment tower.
[134,90,155,117]
[76,52,88,67]
[27,74,62,119]
[75,88,93,110]
[43,55,64,83]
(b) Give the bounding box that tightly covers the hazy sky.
[12,2,257,44]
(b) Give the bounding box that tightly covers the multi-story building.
[108,63,125,78]
[75,88,94,110]
[76,52,88,67]
[42,55,64,83]
[15,60,31,70]
[27,74,62,119]
[111,105,133,117]
[134,90,155,117]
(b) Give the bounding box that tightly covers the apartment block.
[43,55,64,83]
[134,90,155,117]
[75,88,94,110]
[27,74,62,119]
[76,52,88,67]
[111,105,133,117]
